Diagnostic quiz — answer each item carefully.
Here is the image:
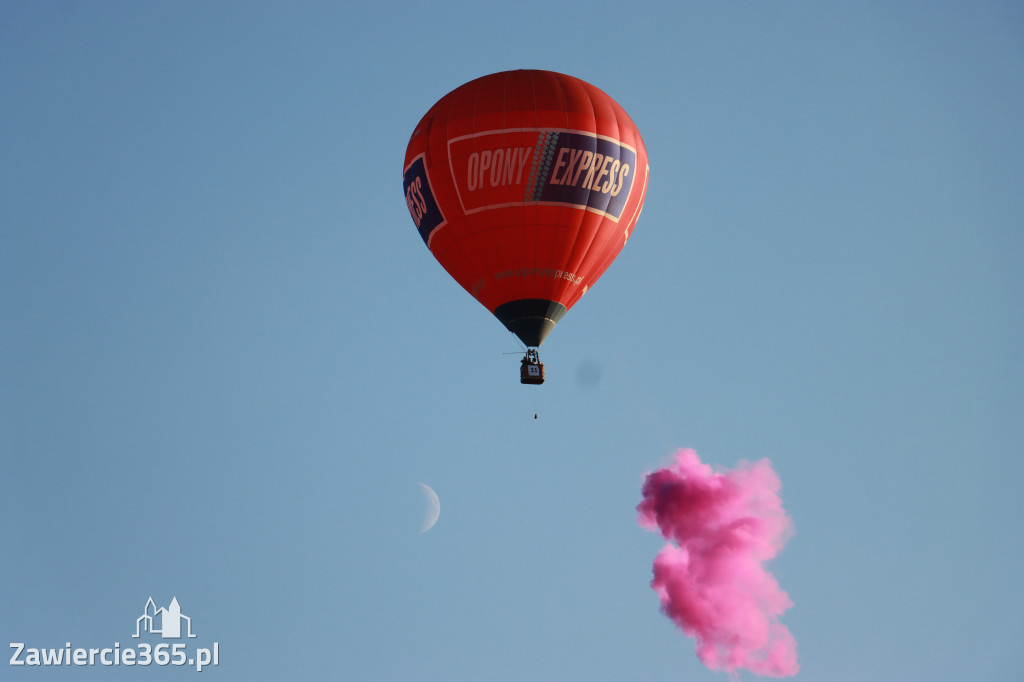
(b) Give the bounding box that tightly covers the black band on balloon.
[493,299,568,348]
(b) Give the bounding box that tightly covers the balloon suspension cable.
[502,333,529,355]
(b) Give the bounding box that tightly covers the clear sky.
[2,2,1022,680]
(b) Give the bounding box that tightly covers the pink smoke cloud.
[638,449,798,677]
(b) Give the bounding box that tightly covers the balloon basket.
[520,349,545,385]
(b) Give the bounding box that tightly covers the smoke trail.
[637,449,798,677]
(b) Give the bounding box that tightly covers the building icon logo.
[133,597,197,639]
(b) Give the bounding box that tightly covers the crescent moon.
[419,483,440,533]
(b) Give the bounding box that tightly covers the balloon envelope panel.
[403,70,648,347]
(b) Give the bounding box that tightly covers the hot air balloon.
[403,70,648,384]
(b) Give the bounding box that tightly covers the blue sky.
[2,2,1022,680]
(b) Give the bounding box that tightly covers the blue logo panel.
[526,132,637,220]
[403,156,445,245]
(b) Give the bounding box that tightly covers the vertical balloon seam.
[588,82,620,217]
[537,72,577,311]
[563,73,595,311]
[506,72,528,306]
[531,70,557,306]
[438,82,492,312]
[415,112,441,250]
[555,73,580,311]
[528,70,543,306]
[513,71,539,311]
[472,73,506,313]
[569,80,621,308]
[545,69,575,310]
[560,76,602,310]
[533,76,551,308]
[582,98,633,286]
[582,131,647,308]
[623,134,648,246]
[600,151,648,277]
[505,71,535,311]
[426,92,470,299]
[579,98,630,306]
[410,112,433,247]
[542,70,572,310]
[460,75,504,313]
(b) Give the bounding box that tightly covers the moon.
[419,483,440,533]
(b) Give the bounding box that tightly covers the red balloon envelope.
[403,70,648,348]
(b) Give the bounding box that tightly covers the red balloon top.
[403,70,648,347]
